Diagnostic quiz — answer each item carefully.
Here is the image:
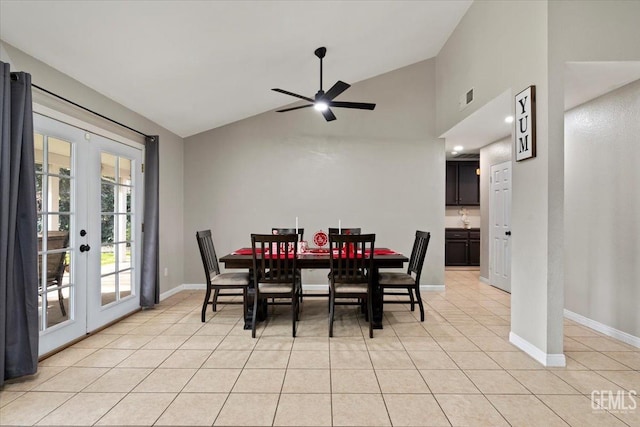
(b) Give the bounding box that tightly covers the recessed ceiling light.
[314,102,328,111]
[451,151,458,155]
[505,116,514,123]
[453,145,463,151]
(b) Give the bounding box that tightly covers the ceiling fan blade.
[272,88,315,103]
[323,80,350,101]
[276,104,314,113]
[322,108,337,122]
[330,101,376,110]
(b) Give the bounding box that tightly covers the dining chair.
[196,230,250,322]
[328,227,361,235]
[272,227,305,302]
[379,230,430,321]
[272,227,304,241]
[251,233,300,338]
[328,233,376,338]
[38,231,69,316]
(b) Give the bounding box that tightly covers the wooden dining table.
[219,248,409,330]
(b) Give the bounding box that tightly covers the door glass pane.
[101,182,115,213]
[100,152,136,307]
[34,133,44,167]
[101,273,117,306]
[119,270,132,298]
[36,132,74,333]
[116,243,130,271]
[125,215,132,242]
[47,288,69,327]
[101,215,115,244]
[119,158,131,184]
[37,294,44,332]
[48,137,71,169]
[57,176,71,212]
[101,153,116,183]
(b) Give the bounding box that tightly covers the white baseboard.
[564,309,640,349]
[479,276,490,284]
[509,331,566,367]
[160,284,205,301]
[421,285,445,291]
[302,284,329,292]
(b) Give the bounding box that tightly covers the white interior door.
[490,161,512,292]
[34,113,143,355]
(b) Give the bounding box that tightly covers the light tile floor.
[1,270,638,426]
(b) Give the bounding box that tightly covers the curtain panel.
[140,135,159,307]
[0,61,39,386]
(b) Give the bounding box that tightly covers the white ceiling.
[0,0,472,138]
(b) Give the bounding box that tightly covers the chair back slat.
[329,233,375,284]
[407,231,431,281]
[251,233,298,284]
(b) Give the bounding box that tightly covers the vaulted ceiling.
[0,0,472,137]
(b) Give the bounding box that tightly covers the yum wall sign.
[515,85,536,162]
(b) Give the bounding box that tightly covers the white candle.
[295,217,298,233]
[338,219,341,233]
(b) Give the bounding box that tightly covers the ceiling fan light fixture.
[314,102,329,112]
[271,47,376,121]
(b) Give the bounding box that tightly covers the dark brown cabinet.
[445,228,480,266]
[446,161,480,206]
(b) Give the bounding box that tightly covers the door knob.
[505,231,511,236]
[80,229,87,236]
[80,244,91,253]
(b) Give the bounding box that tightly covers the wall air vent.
[459,87,474,111]
[453,153,479,159]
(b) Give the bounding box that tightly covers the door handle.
[505,231,511,236]
[80,244,91,253]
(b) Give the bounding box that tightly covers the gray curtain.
[0,61,39,386]
[140,135,159,307]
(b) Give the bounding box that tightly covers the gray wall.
[565,80,640,337]
[183,59,445,286]
[436,0,640,357]
[1,41,185,295]
[479,137,511,281]
[436,0,559,355]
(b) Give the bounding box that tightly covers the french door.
[34,113,143,355]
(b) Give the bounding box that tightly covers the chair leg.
[292,293,297,338]
[408,286,415,312]
[329,292,335,337]
[58,287,66,317]
[251,292,259,338]
[201,285,212,322]
[414,284,425,322]
[212,288,220,312]
[242,287,248,324]
[367,295,373,339]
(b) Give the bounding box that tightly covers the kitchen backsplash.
[445,206,481,229]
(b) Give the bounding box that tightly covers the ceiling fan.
[272,47,376,122]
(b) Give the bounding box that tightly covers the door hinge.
[141,163,145,173]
